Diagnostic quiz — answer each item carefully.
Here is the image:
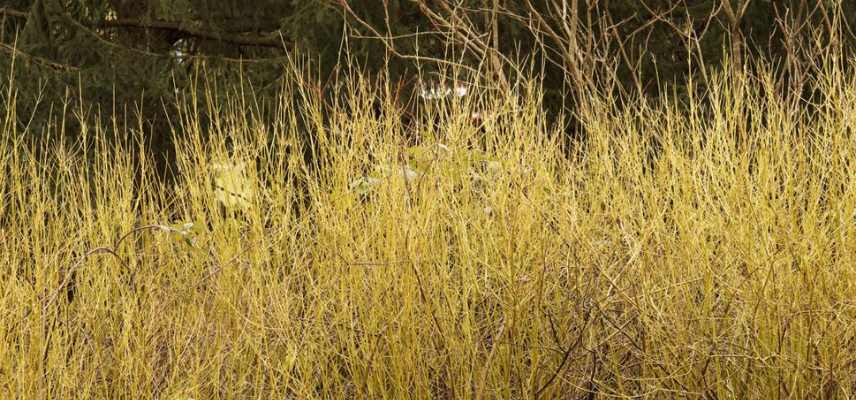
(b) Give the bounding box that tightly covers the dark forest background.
[2,0,855,178]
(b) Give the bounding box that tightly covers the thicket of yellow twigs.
[2,55,856,399]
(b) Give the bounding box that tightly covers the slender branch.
[0,7,29,19]
[96,18,287,48]
[534,309,590,399]
[0,42,80,71]
[336,0,481,75]
[0,6,288,49]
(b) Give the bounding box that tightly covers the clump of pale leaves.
[348,143,505,215]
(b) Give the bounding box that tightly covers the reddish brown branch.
[0,7,29,19]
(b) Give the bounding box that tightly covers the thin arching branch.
[1,6,290,49]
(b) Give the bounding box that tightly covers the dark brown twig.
[18,224,173,326]
[534,308,590,399]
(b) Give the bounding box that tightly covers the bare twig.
[534,309,590,398]
[18,224,174,326]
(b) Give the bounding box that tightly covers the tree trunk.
[720,0,752,70]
